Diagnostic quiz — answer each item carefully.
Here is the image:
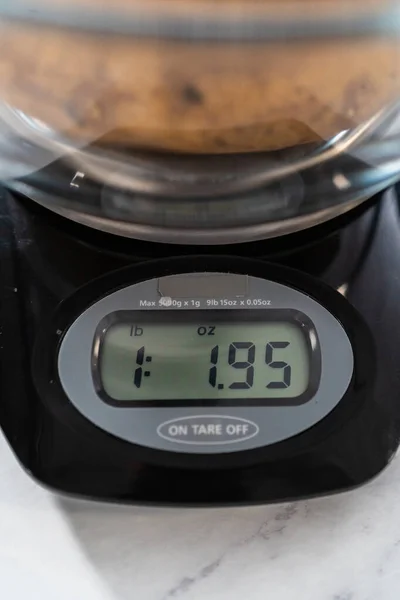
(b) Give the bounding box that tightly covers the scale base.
[0,188,399,505]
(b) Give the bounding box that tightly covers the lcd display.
[96,311,314,402]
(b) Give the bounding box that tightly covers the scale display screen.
[94,310,317,403]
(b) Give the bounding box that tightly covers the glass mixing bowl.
[1,0,400,243]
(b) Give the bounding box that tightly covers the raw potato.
[0,21,398,153]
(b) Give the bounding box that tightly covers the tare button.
[157,415,259,445]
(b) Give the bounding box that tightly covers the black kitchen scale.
[1,183,399,506]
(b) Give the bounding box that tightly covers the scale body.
[0,187,399,505]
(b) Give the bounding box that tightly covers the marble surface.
[1,431,400,600]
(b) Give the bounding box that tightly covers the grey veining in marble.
[1,430,400,600]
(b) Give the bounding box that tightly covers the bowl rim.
[1,0,400,41]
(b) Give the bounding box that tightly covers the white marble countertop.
[1,430,400,600]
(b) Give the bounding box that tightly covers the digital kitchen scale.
[0,186,399,505]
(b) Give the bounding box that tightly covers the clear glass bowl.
[1,0,400,243]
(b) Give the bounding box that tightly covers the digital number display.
[95,311,314,402]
